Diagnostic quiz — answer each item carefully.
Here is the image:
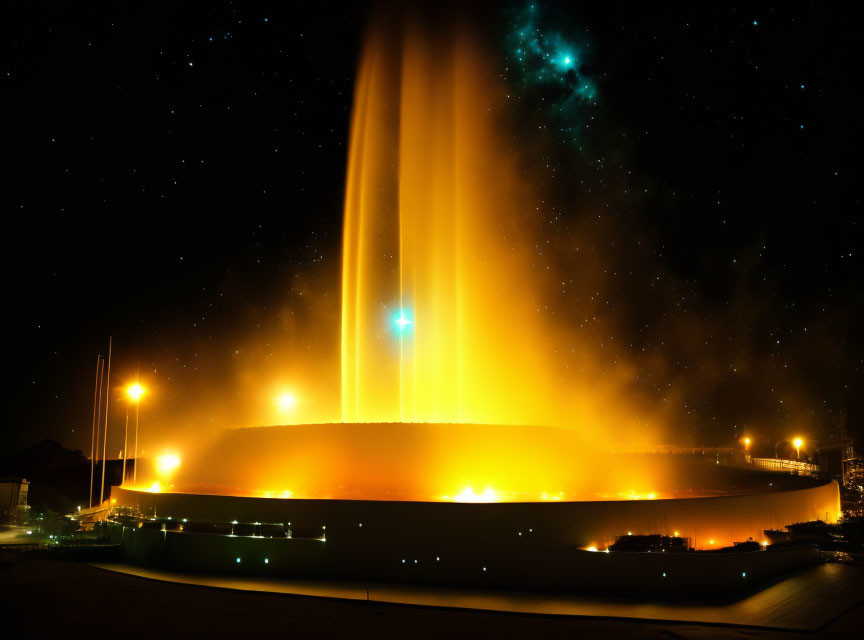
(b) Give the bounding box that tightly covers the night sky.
[3,2,861,454]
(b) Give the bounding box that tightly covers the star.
[394,311,412,332]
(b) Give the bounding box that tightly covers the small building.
[0,477,31,524]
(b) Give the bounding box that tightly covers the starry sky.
[3,2,861,454]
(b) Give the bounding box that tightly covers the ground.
[1,557,862,638]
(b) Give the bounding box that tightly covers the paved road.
[2,557,863,638]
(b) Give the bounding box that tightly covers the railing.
[610,446,735,456]
[117,515,327,541]
[751,457,820,476]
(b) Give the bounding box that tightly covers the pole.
[93,358,105,507]
[122,404,129,483]
[100,337,112,504]
[89,355,101,508]
[840,411,847,487]
[133,401,140,484]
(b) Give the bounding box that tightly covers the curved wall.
[152,423,833,505]
[112,477,840,551]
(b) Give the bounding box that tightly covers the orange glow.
[619,491,658,500]
[165,423,672,502]
[341,15,551,424]
[793,437,804,459]
[125,10,676,505]
[146,481,162,493]
[275,393,297,411]
[156,454,181,475]
[743,437,751,448]
[542,492,566,501]
[126,383,146,403]
[451,487,499,503]
[338,12,661,449]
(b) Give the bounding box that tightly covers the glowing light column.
[394,310,412,421]
[126,383,146,484]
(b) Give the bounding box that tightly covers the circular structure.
[110,423,840,597]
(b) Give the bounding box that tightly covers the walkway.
[92,561,864,632]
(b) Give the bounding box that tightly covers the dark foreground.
[2,557,863,638]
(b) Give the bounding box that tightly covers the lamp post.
[126,383,146,484]
[122,402,129,483]
[793,437,803,460]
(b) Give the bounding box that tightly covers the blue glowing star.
[394,311,412,333]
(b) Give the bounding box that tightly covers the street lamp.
[126,383,146,484]
[793,437,803,460]
[743,437,751,450]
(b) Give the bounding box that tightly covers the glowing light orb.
[126,383,146,402]
[793,437,803,449]
[275,393,297,411]
[146,481,162,493]
[394,310,412,332]
[156,454,181,475]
